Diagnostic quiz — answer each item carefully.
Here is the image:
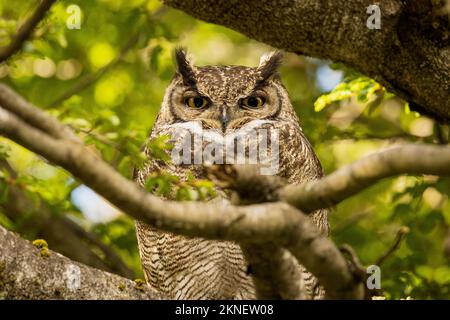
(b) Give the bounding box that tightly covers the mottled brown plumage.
[134,49,328,299]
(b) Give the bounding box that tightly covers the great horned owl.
[134,49,328,299]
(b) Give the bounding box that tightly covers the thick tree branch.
[163,0,450,122]
[0,0,57,63]
[0,225,163,299]
[217,165,309,300]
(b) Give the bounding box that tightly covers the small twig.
[376,226,410,266]
[0,0,57,63]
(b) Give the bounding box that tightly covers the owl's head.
[156,48,297,133]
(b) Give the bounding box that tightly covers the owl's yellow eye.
[241,96,265,109]
[185,96,208,109]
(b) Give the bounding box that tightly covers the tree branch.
[241,244,307,300]
[210,165,311,299]
[211,152,450,215]
[163,0,450,122]
[0,225,163,299]
[0,89,363,299]
[0,0,57,63]
[278,145,450,213]
[0,84,80,142]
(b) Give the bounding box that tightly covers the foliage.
[0,0,448,299]
[314,75,384,112]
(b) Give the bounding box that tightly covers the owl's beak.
[220,108,230,132]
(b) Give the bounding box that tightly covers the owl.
[134,49,329,300]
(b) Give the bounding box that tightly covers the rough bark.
[163,0,450,122]
[0,225,163,299]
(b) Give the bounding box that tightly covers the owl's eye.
[185,96,208,109]
[241,96,265,109]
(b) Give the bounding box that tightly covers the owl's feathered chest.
[134,118,327,299]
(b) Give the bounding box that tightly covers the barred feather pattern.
[134,65,329,300]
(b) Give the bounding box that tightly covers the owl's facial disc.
[169,48,285,133]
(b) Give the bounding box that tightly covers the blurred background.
[0,0,449,299]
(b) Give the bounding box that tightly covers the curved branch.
[212,150,450,215]
[0,0,57,63]
[0,225,163,299]
[278,144,450,213]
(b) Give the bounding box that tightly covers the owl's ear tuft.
[174,47,197,87]
[257,51,283,83]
